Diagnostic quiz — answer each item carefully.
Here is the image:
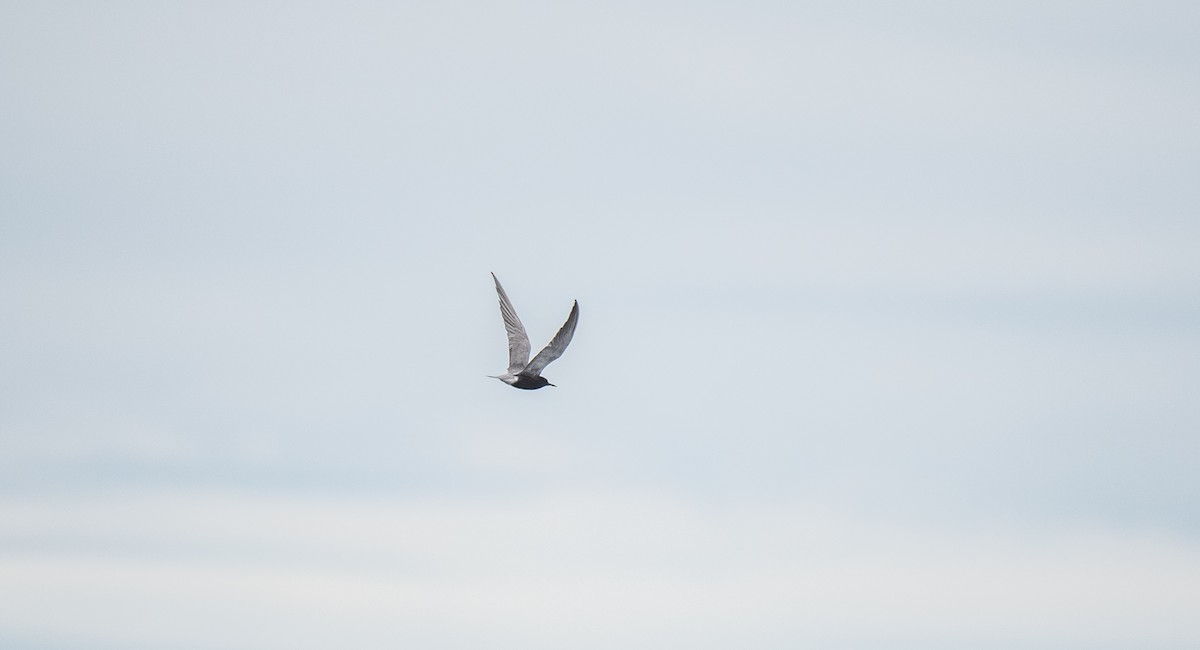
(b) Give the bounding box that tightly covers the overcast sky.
[2,2,1199,648]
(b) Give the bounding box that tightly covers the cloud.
[1,2,1198,648]
[1,489,1197,649]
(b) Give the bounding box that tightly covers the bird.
[489,272,579,390]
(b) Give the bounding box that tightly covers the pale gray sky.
[2,2,1199,648]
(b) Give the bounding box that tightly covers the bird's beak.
[548,382,556,387]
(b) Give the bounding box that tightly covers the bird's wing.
[524,300,579,376]
[493,273,531,375]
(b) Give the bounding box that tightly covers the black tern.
[489,272,579,390]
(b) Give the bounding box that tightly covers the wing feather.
[492,273,531,375]
[523,300,579,377]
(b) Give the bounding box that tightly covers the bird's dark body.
[512,374,551,390]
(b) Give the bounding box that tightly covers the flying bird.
[489,272,579,390]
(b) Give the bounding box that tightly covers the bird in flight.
[489,272,579,390]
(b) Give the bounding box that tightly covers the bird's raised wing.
[523,300,579,377]
[493,273,531,375]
